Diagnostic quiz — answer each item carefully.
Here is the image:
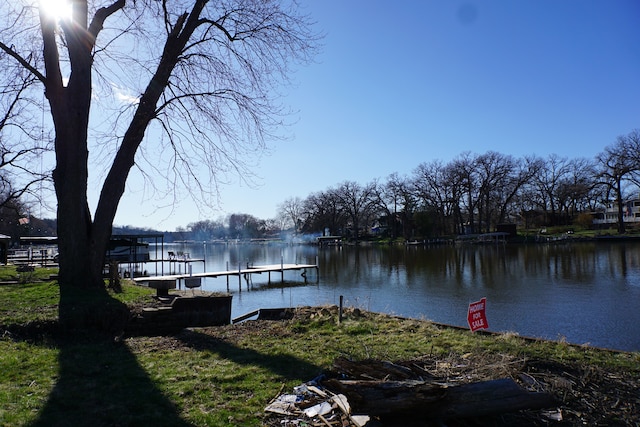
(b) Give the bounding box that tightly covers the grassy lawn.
[1,265,639,426]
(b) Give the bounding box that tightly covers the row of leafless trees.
[277,130,640,239]
[179,213,278,241]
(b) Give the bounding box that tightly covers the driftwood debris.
[325,377,556,419]
[265,355,559,426]
[332,357,435,381]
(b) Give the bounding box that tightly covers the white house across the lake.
[593,198,640,225]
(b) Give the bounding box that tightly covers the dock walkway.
[133,263,318,294]
[134,263,317,282]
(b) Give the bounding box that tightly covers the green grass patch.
[0,340,58,426]
[0,265,58,283]
[0,279,59,326]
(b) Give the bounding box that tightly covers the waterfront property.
[593,197,640,225]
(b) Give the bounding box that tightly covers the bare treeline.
[277,129,640,239]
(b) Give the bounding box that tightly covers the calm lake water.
[146,241,640,352]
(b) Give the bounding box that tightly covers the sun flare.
[39,0,73,22]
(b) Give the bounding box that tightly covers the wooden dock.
[133,263,318,293]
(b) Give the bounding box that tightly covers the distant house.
[593,199,640,225]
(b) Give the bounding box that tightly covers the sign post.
[467,297,488,332]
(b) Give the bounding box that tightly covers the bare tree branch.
[0,41,46,83]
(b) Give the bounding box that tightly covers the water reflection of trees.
[187,242,640,292]
[315,242,640,290]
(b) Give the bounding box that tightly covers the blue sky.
[109,0,640,231]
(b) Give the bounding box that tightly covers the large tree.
[0,1,317,328]
[412,160,456,235]
[300,189,344,236]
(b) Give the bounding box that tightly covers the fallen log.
[324,377,556,419]
[325,379,446,414]
[439,377,556,419]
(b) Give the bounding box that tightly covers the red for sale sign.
[467,297,488,332]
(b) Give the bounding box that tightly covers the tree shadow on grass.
[10,287,323,427]
[17,288,194,427]
[175,328,323,382]
[27,336,193,427]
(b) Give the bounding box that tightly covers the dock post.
[339,295,343,324]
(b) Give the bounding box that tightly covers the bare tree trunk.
[48,22,104,289]
[41,1,130,332]
[51,97,108,289]
[615,180,626,234]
